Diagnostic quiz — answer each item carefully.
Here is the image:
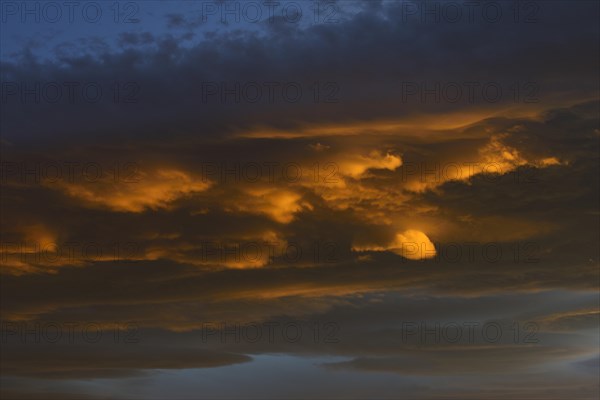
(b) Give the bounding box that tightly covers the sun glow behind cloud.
[352,229,437,260]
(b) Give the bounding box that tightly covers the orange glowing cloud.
[0,224,61,274]
[335,151,402,178]
[224,187,312,223]
[403,134,565,193]
[142,230,289,269]
[47,168,211,212]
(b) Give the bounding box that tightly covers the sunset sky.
[1,1,599,399]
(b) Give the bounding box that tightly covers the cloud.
[47,168,211,212]
[353,229,436,260]
[0,1,598,397]
[1,2,598,146]
[1,342,251,379]
[323,346,587,375]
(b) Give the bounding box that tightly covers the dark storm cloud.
[1,291,597,381]
[1,0,598,146]
[1,342,250,379]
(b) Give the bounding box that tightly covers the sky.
[0,0,599,399]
